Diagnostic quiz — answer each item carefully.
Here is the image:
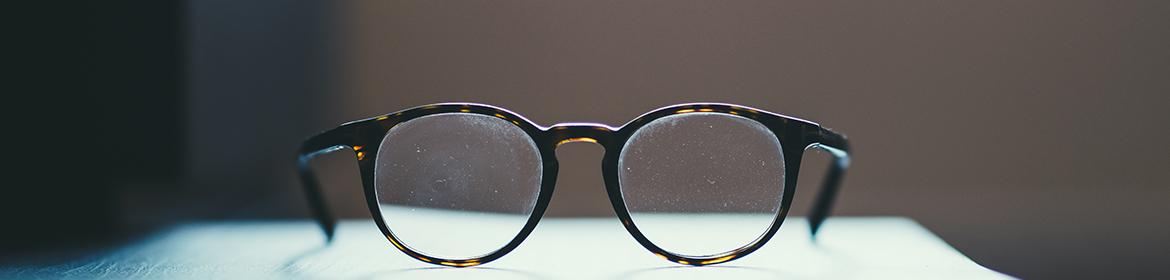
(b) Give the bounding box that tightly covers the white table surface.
[1,217,1015,280]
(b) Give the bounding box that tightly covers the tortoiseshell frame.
[297,103,850,267]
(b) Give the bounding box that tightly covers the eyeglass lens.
[618,113,785,257]
[373,113,543,259]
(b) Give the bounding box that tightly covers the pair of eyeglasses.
[298,102,850,267]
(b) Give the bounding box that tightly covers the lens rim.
[602,104,812,266]
[616,112,787,258]
[326,103,826,267]
[343,105,558,267]
[373,112,544,260]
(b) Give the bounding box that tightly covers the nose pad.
[544,141,617,218]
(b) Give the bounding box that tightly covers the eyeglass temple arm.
[808,127,851,237]
[297,129,351,243]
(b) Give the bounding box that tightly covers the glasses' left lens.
[374,112,542,259]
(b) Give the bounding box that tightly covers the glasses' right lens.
[618,112,786,257]
[374,112,542,260]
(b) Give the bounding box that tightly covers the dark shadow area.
[6,1,183,251]
[4,0,336,256]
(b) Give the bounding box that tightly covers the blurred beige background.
[187,1,1169,279]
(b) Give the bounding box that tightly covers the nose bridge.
[547,122,617,147]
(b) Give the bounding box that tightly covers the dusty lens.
[619,113,785,257]
[374,113,541,259]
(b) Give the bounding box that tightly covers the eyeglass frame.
[297,102,850,267]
